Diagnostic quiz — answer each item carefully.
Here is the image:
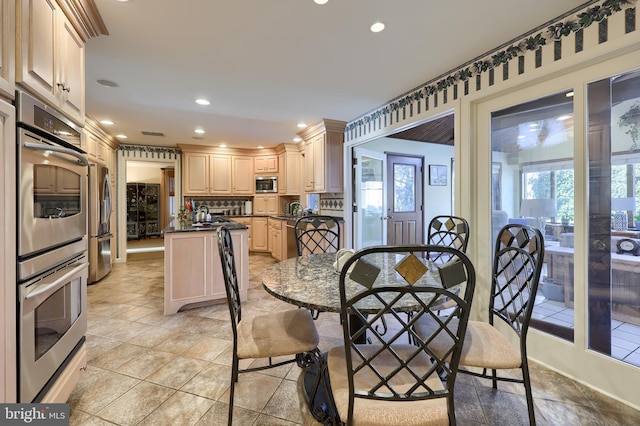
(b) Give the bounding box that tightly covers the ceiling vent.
[141,131,165,137]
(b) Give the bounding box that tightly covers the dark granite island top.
[163,219,248,234]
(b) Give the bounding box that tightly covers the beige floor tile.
[146,356,207,389]
[152,331,205,354]
[195,401,260,426]
[219,371,283,412]
[114,348,178,379]
[180,362,232,400]
[262,379,312,424]
[68,367,141,414]
[96,381,175,425]
[182,336,232,362]
[136,391,214,426]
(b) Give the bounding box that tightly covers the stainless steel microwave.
[255,176,278,193]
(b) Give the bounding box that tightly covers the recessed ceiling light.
[114,0,132,3]
[257,145,264,149]
[370,21,385,33]
[195,98,211,106]
[116,134,128,139]
[96,79,119,88]
[194,128,205,134]
[297,122,307,129]
[293,136,302,142]
[219,143,227,148]
[314,0,329,4]
[100,120,114,126]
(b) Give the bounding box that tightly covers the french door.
[354,147,386,249]
[476,53,640,407]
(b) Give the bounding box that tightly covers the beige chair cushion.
[414,317,522,369]
[236,309,319,359]
[327,344,450,426]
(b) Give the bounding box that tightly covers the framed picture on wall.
[429,164,447,186]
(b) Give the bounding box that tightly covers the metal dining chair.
[427,215,470,263]
[323,244,476,425]
[217,226,320,425]
[415,223,545,425]
[294,215,341,256]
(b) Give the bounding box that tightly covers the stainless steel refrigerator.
[88,163,113,283]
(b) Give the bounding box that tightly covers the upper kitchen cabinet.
[0,0,15,99]
[84,118,116,166]
[232,156,254,194]
[298,119,346,193]
[181,146,255,196]
[183,152,231,195]
[254,155,278,174]
[278,145,301,195]
[16,0,107,125]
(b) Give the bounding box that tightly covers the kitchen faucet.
[289,201,303,216]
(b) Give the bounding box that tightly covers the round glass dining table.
[261,252,446,314]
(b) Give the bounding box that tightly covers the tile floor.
[69,252,640,425]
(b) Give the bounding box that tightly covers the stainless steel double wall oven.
[16,90,89,402]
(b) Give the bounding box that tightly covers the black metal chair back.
[427,215,470,263]
[217,226,242,343]
[294,215,340,256]
[490,223,544,337]
[327,244,476,425]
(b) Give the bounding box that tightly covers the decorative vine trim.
[346,0,637,134]
[117,144,181,158]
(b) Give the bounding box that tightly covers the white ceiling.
[86,0,590,149]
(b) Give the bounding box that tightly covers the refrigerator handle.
[103,171,113,225]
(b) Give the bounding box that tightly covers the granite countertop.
[163,219,248,234]
[261,252,446,314]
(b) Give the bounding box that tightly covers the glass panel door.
[354,148,385,249]
[587,68,640,365]
[490,89,575,341]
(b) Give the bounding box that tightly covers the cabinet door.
[0,0,15,98]
[232,156,253,194]
[210,155,232,194]
[266,195,278,215]
[18,0,58,106]
[58,13,84,123]
[283,151,300,195]
[0,99,15,402]
[312,134,326,192]
[252,217,268,251]
[253,196,267,214]
[183,153,210,195]
[255,155,278,173]
[304,138,314,192]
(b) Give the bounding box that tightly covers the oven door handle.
[23,141,89,167]
[22,262,88,302]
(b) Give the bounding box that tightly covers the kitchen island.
[163,220,249,315]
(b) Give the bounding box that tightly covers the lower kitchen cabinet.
[252,217,269,251]
[268,218,285,261]
[163,228,248,315]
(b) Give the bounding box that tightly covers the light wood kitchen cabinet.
[278,148,301,195]
[0,98,16,402]
[298,119,346,193]
[232,156,254,194]
[0,0,15,99]
[17,0,85,124]
[268,218,284,261]
[164,228,248,315]
[183,152,232,195]
[253,195,278,215]
[183,151,254,196]
[251,217,268,251]
[232,217,252,249]
[255,155,278,174]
